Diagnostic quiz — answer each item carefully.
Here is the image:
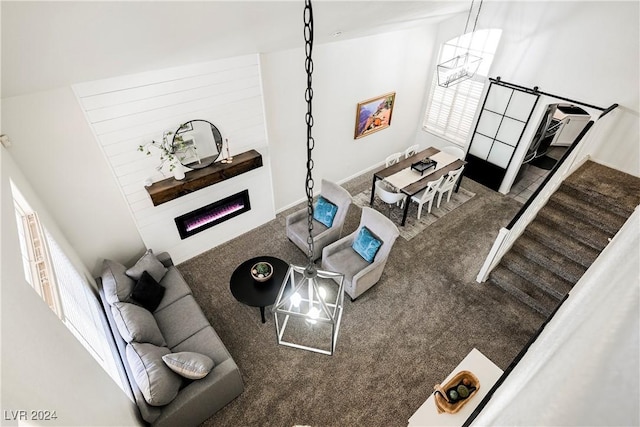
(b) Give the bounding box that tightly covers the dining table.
[370,147,467,226]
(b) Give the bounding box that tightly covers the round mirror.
[172,119,223,169]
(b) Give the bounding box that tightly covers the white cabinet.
[552,105,591,146]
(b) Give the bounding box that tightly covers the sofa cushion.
[171,326,232,366]
[313,196,338,228]
[352,226,383,263]
[162,352,214,380]
[112,302,166,346]
[131,271,166,312]
[126,249,168,282]
[154,295,211,348]
[126,343,183,407]
[102,259,135,306]
[154,267,193,312]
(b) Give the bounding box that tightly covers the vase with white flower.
[138,130,187,180]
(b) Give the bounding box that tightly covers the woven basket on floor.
[433,370,480,414]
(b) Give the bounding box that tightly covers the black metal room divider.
[464,79,540,191]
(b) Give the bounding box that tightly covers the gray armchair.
[286,179,353,260]
[321,207,400,300]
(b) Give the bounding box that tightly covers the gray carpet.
[177,172,546,427]
[489,160,640,316]
[352,185,475,241]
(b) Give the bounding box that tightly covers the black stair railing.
[466,103,619,427]
[506,103,618,230]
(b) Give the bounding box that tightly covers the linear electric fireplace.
[174,190,251,239]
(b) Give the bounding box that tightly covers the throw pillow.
[313,196,338,228]
[112,302,166,346]
[130,271,166,312]
[352,226,383,263]
[126,343,182,406]
[162,352,215,380]
[102,259,135,306]
[126,249,168,282]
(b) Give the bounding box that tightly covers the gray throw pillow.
[102,259,135,306]
[112,302,166,346]
[162,352,215,380]
[126,343,182,406]
[126,249,168,282]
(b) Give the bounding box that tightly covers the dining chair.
[436,166,465,208]
[410,175,444,219]
[441,145,466,160]
[404,144,420,159]
[385,152,403,167]
[374,180,405,217]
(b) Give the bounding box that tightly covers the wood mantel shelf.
[145,149,263,206]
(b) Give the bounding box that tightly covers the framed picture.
[354,92,396,139]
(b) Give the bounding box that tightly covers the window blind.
[423,29,502,146]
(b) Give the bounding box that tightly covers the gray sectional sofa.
[98,250,243,426]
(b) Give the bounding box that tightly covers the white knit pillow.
[162,352,214,380]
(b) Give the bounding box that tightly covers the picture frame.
[354,92,396,139]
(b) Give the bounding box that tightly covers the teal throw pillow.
[313,196,338,228]
[352,227,382,263]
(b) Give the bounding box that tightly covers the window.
[11,181,125,391]
[423,29,502,146]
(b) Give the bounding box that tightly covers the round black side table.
[229,256,289,323]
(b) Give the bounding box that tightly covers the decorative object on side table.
[251,261,273,282]
[432,370,480,414]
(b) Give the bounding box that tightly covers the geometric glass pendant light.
[272,0,345,356]
[437,0,484,88]
[437,52,482,88]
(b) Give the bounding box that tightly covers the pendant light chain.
[304,0,316,266]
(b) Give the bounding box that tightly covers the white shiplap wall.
[72,54,275,263]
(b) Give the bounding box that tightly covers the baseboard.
[275,161,385,214]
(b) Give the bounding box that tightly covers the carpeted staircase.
[489,160,640,317]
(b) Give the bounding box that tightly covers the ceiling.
[1,1,468,98]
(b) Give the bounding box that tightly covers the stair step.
[524,221,600,269]
[489,266,560,317]
[563,161,640,218]
[561,180,637,219]
[536,204,611,252]
[511,234,587,285]
[500,251,572,299]
[549,186,627,235]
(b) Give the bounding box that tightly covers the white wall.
[2,1,638,278]
[1,87,145,273]
[73,54,275,264]
[416,1,640,178]
[472,207,640,426]
[0,147,141,426]
[261,25,437,211]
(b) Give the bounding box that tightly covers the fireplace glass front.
[174,189,251,239]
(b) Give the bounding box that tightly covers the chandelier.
[272,0,345,356]
[437,0,484,88]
